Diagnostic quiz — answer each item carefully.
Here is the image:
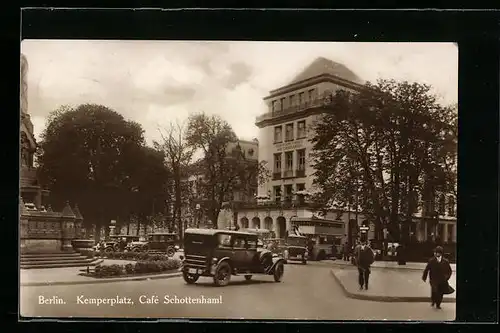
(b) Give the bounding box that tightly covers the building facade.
[180,139,260,230]
[235,57,457,247]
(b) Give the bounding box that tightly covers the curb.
[21,272,182,287]
[330,262,456,273]
[330,269,456,303]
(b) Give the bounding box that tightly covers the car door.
[232,235,248,271]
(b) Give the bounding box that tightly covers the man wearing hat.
[422,246,453,309]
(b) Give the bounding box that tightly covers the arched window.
[447,196,456,217]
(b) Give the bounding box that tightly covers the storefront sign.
[275,140,305,152]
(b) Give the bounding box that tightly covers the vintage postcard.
[19,40,457,320]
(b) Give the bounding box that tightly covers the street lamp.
[195,203,201,229]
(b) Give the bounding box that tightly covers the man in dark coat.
[422,246,453,309]
[356,241,375,290]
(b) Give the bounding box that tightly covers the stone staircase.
[20,252,103,269]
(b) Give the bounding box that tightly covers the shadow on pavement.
[187,278,277,288]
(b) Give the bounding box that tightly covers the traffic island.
[330,267,456,303]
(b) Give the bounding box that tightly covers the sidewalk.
[20,259,181,286]
[331,266,456,303]
[331,259,456,272]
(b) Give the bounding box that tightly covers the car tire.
[213,262,231,287]
[244,275,252,281]
[273,262,284,282]
[182,271,199,284]
[104,247,113,253]
[302,260,307,265]
[317,251,326,261]
[132,247,140,252]
[166,247,175,257]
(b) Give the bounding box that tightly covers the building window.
[289,94,296,107]
[274,186,282,203]
[284,185,293,203]
[273,153,282,173]
[308,88,317,101]
[272,100,278,112]
[447,196,456,216]
[280,97,286,110]
[299,92,305,105]
[297,120,306,139]
[438,194,446,215]
[285,123,294,141]
[297,149,306,170]
[285,151,294,171]
[296,183,305,204]
[274,126,282,143]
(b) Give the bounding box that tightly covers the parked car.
[95,235,141,252]
[125,232,179,257]
[181,228,286,287]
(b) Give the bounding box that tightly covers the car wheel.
[104,247,113,253]
[273,262,284,282]
[132,247,140,252]
[213,262,231,287]
[244,275,252,281]
[317,251,326,261]
[302,260,307,265]
[166,247,175,257]
[182,271,199,284]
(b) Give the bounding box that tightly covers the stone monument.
[19,54,87,254]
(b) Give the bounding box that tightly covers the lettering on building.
[275,140,305,152]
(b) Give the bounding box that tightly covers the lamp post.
[195,203,201,229]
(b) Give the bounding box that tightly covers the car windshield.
[287,237,307,246]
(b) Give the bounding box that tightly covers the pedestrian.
[343,242,350,261]
[356,240,375,290]
[422,246,453,309]
[331,243,337,260]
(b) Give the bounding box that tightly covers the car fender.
[215,257,232,267]
[269,257,286,274]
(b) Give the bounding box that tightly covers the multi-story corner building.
[234,57,457,248]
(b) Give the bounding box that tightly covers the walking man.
[356,240,375,290]
[422,246,453,309]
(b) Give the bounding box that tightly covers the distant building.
[180,139,259,230]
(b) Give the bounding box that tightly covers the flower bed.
[83,259,182,278]
[97,251,171,261]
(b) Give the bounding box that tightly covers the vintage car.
[181,229,286,287]
[94,235,141,252]
[264,236,308,264]
[241,228,273,248]
[125,232,179,256]
[283,234,308,264]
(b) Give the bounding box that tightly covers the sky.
[20,41,458,145]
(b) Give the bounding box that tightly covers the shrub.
[125,263,135,274]
[94,264,124,278]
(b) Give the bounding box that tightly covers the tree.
[185,112,270,228]
[126,146,171,235]
[154,121,195,240]
[311,80,457,243]
[36,103,165,239]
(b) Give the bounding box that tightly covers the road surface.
[20,262,455,320]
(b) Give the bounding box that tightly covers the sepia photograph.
[19,40,457,320]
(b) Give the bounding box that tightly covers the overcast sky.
[20,41,458,144]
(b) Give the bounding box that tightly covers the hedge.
[93,259,181,278]
[97,251,171,261]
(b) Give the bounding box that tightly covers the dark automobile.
[125,232,180,256]
[181,229,286,287]
[94,235,141,252]
[283,234,308,264]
